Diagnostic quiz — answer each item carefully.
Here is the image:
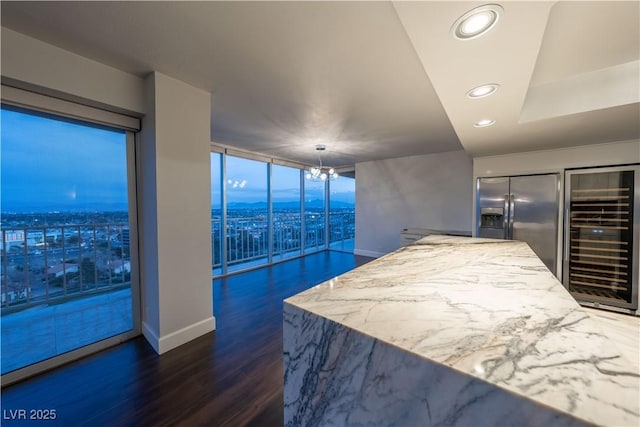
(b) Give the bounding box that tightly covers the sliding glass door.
[329,175,355,252]
[272,165,302,261]
[1,105,138,380]
[225,156,269,273]
[211,151,356,275]
[304,179,327,254]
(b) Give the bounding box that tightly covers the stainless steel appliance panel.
[510,174,559,275]
[477,177,509,240]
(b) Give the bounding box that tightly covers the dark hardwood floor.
[1,251,373,426]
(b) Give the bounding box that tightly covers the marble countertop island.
[283,236,640,427]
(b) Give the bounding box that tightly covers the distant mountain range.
[222,199,354,210]
[3,199,354,213]
[1,200,129,213]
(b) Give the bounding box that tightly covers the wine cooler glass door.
[564,165,639,311]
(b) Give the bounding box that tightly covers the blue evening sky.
[1,108,128,213]
[212,155,355,209]
[1,107,354,213]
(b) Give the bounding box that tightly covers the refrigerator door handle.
[503,194,510,239]
[509,194,515,240]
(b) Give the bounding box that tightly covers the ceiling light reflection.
[467,84,500,99]
[474,119,496,128]
[452,4,503,40]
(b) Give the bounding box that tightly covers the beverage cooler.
[563,165,639,313]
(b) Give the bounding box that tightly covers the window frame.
[211,146,349,277]
[0,87,141,386]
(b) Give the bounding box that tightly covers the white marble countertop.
[285,235,640,426]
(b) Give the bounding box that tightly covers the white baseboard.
[141,321,161,353]
[354,249,387,258]
[142,316,216,355]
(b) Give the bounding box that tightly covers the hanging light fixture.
[305,144,339,181]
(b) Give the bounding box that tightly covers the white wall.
[1,27,145,115]
[473,140,639,178]
[355,150,473,257]
[140,72,214,354]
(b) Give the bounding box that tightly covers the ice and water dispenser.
[479,207,504,229]
[478,206,506,239]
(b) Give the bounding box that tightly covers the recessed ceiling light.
[474,119,496,128]
[466,83,500,99]
[451,4,503,40]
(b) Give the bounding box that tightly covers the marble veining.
[284,236,640,426]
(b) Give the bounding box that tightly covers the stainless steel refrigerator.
[476,174,560,275]
[563,165,639,313]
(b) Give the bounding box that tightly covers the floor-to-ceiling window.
[211,151,353,276]
[329,174,355,252]
[225,156,269,272]
[211,152,223,276]
[304,179,327,254]
[1,104,138,382]
[272,164,302,261]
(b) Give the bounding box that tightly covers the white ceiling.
[1,1,639,166]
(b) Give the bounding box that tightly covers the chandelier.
[305,145,339,181]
